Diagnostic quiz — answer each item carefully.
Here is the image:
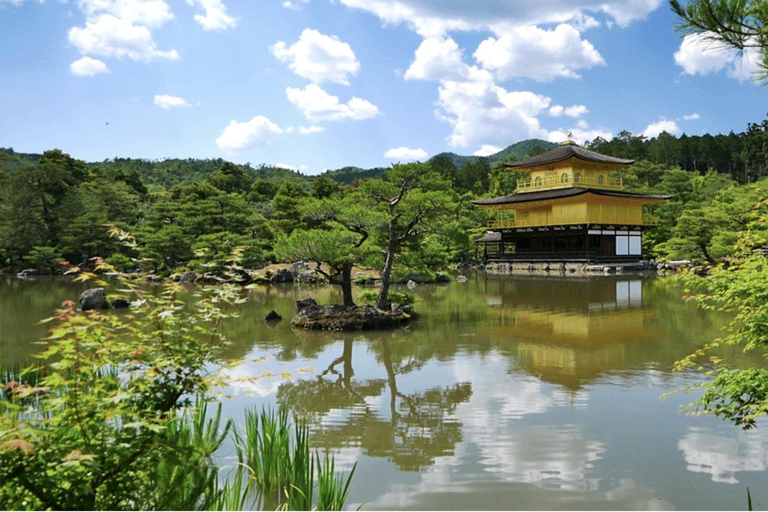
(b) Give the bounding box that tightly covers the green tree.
[310,175,342,199]
[671,0,768,81]
[359,163,452,309]
[205,161,252,194]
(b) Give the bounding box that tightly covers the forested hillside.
[1,116,767,275]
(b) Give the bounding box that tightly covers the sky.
[0,0,766,174]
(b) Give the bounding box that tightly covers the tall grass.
[234,407,357,511]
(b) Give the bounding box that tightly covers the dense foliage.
[2,115,768,279]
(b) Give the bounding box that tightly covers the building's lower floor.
[475,224,650,263]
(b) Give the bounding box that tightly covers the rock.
[111,298,130,309]
[296,269,328,285]
[456,275,468,283]
[296,297,318,312]
[291,261,310,274]
[291,303,413,331]
[179,271,197,283]
[16,268,42,278]
[407,280,417,289]
[401,273,426,284]
[270,268,294,283]
[435,274,451,283]
[265,310,282,321]
[80,288,108,311]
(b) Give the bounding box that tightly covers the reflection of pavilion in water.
[479,275,661,391]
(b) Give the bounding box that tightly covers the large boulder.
[80,288,108,311]
[265,310,282,321]
[296,297,318,312]
[296,269,328,285]
[435,274,451,283]
[291,304,413,331]
[111,298,130,309]
[291,261,310,274]
[270,268,294,283]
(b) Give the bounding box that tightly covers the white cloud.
[674,32,761,82]
[216,115,283,152]
[77,0,174,28]
[271,28,360,85]
[641,119,680,138]
[548,127,612,144]
[336,0,662,37]
[565,104,589,117]
[576,119,589,129]
[405,37,467,81]
[186,0,237,31]
[435,66,551,148]
[549,105,565,117]
[286,84,380,122]
[70,56,110,76]
[68,13,179,62]
[282,0,309,10]
[299,125,325,134]
[474,24,605,81]
[274,162,296,170]
[474,145,502,157]
[384,147,428,160]
[549,104,588,117]
[154,94,191,109]
[683,113,701,121]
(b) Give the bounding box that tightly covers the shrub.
[358,290,416,307]
[104,253,134,273]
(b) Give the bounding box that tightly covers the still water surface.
[2,273,767,510]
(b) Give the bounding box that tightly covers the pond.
[2,273,767,510]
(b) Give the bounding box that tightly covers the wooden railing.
[487,214,659,229]
[516,175,623,192]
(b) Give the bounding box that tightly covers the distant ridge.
[1,138,558,188]
[322,139,557,184]
[428,139,557,168]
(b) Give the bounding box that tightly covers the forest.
[1,114,767,283]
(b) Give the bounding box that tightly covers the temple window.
[574,172,581,183]
[534,176,542,186]
[598,175,604,184]
[560,173,569,183]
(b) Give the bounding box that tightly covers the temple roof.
[472,187,672,206]
[475,232,502,243]
[504,144,635,169]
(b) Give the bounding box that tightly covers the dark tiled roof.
[472,187,671,206]
[504,144,635,169]
[475,232,502,243]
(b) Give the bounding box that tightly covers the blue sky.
[1,0,766,174]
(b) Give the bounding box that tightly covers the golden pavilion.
[473,142,670,263]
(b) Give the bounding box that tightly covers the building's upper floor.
[505,142,635,193]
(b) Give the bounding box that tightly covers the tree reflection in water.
[277,337,472,471]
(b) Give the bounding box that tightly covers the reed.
[235,407,357,511]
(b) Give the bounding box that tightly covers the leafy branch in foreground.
[0,226,359,510]
[674,251,768,429]
[0,228,244,510]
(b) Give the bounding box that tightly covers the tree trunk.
[699,243,717,266]
[376,221,397,310]
[341,261,355,307]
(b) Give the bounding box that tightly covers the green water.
[2,273,767,510]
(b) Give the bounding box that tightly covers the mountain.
[429,139,557,168]
[321,139,558,182]
[1,138,558,188]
